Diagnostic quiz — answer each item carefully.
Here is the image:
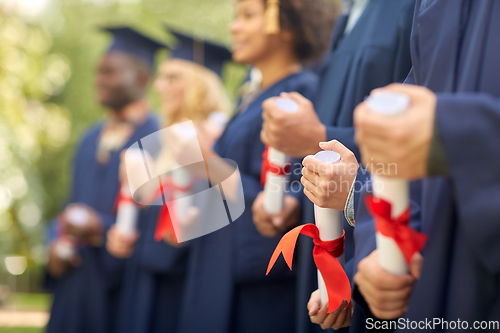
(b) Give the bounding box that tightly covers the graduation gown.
[296,1,415,332]
[401,0,500,331]
[45,115,159,333]
[114,205,189,333]
[177,71,319,333]
[352,1,500,332]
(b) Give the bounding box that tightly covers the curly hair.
[272,0,340,63]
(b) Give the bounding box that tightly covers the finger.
[307,293,321,316]
[283,91,308,105]
[301,167,320,186]
[303,188,318,204]
[330,304,349,330]
[260,129,271,146]
[301,177,319,197]
[319,299,346,329]
[302,156,324,175]
[318,140,353,160]
[310,301,329,324]
[262,97,279,118]
[410,252,424,280]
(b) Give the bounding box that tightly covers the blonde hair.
[152,59,231,179]
[162,59,231,126]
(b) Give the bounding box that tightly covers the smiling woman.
[176,1,339,333]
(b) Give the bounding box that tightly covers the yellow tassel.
[264,0,280,35]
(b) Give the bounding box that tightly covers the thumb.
[272,216,284,228]
[319,140,352,159]
[282,91,308,105]
[409,252,424,279]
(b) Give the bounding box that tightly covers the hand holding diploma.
[62,204,103,246]
[106,225,139,259]
[301,142,357,308]
[252,192,300,238]
[261,97,299,215]
[308,289,353,330]
[355,90,428,275]
[354,249,423,319]
[261,92,327,158]
[354,84,437,180]
[301,140,359,210]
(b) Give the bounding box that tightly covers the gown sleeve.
[435,92,500,273]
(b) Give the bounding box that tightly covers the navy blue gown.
[295,1,415,332]
[177,70,319,333]
[45,115,159,333]
[114,205,189,333]
[352,1,500,332]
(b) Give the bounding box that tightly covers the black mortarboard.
[103,27,166,69]
[165,25,232,77]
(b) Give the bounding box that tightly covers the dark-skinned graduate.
[171,0,336,332]
[44,27,164,333]
[352,0,500,332]
[106,27,233,333]
[253,0,416,332]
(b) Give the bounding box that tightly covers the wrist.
[305,123,327,156]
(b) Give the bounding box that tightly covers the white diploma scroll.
[313,150,344,306]
[117,148,146,235]
[366,92,410,275]
[263,98,299,214]
[170,124,197,226]
[115,185,139,236]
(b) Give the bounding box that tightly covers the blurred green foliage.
[0,0,246,291]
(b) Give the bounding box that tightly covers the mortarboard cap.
[165,25,232,77]
[102,26,167,69]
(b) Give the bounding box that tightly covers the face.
[154,59,188,118]
[229,0,280,64]
[95,52,145,110]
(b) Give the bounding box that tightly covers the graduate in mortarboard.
[172,1,336,332]
[350,0,500,331]
[106,28,232,333]
[44,27,164,333]
[252,0,416,331]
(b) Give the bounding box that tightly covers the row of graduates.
[44,0,500,333]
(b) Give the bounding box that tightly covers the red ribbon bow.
[154,176,193,242]
[267,224,351,313]
[365,195,427,264]
[260,146,291,188]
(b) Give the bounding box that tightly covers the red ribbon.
[267,224,351,313]
[260,146,291,188]
[112,184,137,214]
[365,195,427,264]
[154,176,193,242]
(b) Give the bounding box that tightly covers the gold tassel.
[264,0,280,35]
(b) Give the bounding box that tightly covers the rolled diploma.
[263,148,288,214]
[116,185,139,236]
[313,150,344,306]
[170,123,196,226]
[171,166,193,227]
[366,92,410,275]
[263,98,299,214]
